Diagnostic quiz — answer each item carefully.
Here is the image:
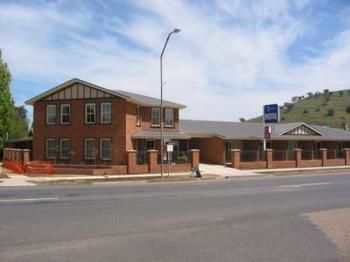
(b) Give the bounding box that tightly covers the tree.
[327,109,334,117]
[307,92,313,98]
[0,52,28,146]
[323,89,329,95]
[239,118,246,122]
[0,52,15,146]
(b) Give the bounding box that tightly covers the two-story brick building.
[25,78,190,166]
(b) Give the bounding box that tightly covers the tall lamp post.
[160,28,181,178]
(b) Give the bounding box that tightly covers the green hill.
[248,89,350,129]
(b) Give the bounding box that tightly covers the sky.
[0,0,350,122]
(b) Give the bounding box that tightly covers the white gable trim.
[279,123,324,136]
[25,78,129,105]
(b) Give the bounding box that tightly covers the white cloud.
[0,0,350,122]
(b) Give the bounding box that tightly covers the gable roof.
[180,120,350,141]
[25,78,186,109]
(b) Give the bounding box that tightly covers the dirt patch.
[305,208,350,261]
[31,174,220,185]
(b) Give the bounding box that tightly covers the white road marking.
[279,182,331,188]
[0,197,59,203]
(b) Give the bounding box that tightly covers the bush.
[346,106,350,114]
[327,109,335,116]
[315,108,320,112]
[303,109,308,114]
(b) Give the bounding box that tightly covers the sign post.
[263,104,279,150]
[166,143,174,177]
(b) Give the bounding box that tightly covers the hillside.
[248,89,350,129]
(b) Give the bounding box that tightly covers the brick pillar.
[265,149,273,169]
[147,150,158,173]
[294,148,302,168]
[343,148,350,165]
[231,149,240,169]
[22,149,31,164]
[320,148,328,167]
[127,150,137,174]
[190,149,200,168]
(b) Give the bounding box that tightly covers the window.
[146,140,155,150]
[60,104,70,124]
[84,138,96,160]
[60,139,71,159]
[100,138,112,160]
[100,103,111,124]
[46,105,56,125]
[165,108,174,127]
[151,108,160,127]
[85,103,96,124]
[136,106,141,126]
[46,139,56,159]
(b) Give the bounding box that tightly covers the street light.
[160,28,181,179]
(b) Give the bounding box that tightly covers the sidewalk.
[249,165,350,173]
[199,163,262,177]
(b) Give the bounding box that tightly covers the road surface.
[1,172,350,261]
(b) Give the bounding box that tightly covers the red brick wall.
[272,161,296,168]
[239,161,266,169]
[192,137,224,164]
[33,97,128,165]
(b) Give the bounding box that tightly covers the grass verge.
[260,168,350,176]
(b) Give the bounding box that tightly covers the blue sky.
[1,0,350,121]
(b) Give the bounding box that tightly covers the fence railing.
[273,150,295,161]
[136,151,147,164]
[240,150,265,162]
[301,150,321,160]
[157,151,190,164]
[327,149,343,159]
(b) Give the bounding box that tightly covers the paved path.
[199,163,259,177]
[0,167,35,186]
[1,172,350,261]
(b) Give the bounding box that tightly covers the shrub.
[303,109,308,114]
[315,108,320,112]
[346,106,350,114]
[327,109,335,116]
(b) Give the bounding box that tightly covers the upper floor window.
[85,103,96,124]
[60,104,70,124]
[46,138,56,159]
[46,105,56,125]
[136,106,141,126]
[165,108,174,127]
[151,108,160,127]
[100,103,111,124]
[100,138,112,160]
[60,139,71,159]
[84,138,96,160]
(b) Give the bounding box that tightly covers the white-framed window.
[151,108,161,127]
[100,102,111,124]
[84,138,96,160]
[85,103,96,124]
[46,104,57,125]
[60,104,70,124]
[60,139,71,159]
[165,108,174,127]
[46,138,57,159]
[136,106,141,126]
[100,138,112,160]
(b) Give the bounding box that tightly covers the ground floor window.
[46,139,57,159]
[100,138,112,160]
[84,138,96,160]
[60,139,71,159]
[224,140,243,162]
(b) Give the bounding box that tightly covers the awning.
[131,130,190,140]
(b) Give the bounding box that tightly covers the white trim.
[100,102,111,124]
[59,138,71,159]
[85,103,96,124]
[100,138,112,160]
[84,138,96,160]
[46,104,56,125]
[60,104,70,125]
[46,138,56,159]
[279,123,323,136]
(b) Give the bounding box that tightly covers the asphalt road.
[1,173,350,262]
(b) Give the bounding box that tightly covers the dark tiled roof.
[180,119,350,141]
[131,130,190,140]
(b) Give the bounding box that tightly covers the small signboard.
[166,144,174,152]
[263,104,279,124]
[264,126,271,139]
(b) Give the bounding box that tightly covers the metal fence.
[136,151,147,164]
[158,151,190,164]
[273,150,295,161]
[301,150,321,160]
[327,149,343,159]
[240,150,265,162]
